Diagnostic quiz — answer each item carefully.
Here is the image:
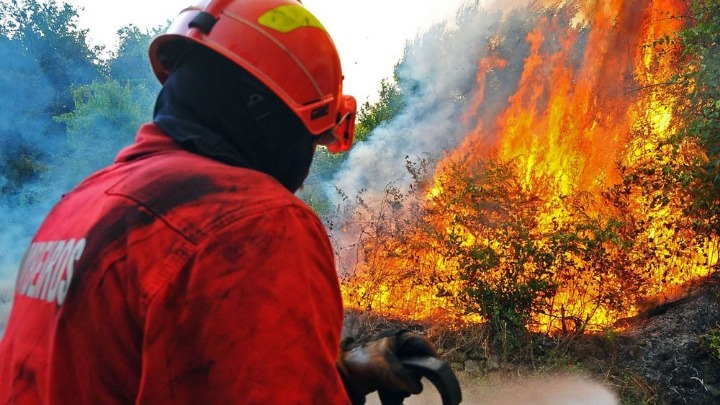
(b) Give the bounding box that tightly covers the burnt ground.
[563,273,720,404]
[616,278,720,404]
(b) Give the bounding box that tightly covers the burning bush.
[336,0,719,339]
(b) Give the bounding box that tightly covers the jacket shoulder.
[107,151,310,244]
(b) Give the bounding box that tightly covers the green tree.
[1,0,102,116]
[54,23,162,181]
[54,80,154,176]
[108,24,165,87]
[674,0,720,236]
[0,35,51,198]
[299,74,407,214]
[354,77,405,142]
[434,160,555,342]
[0,0,102,196]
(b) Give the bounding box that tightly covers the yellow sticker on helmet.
[258,4,326,34]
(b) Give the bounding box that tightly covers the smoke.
[0,37,59,281]
[0,282,12,337]
[462,375,619,405]
[0,36,57,337]
[320,1,545,262]
[366,374,619,405]
[0,28,153,285]
[323,1,547,211]
[327,3,493,206]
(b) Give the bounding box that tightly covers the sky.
[63,0,472,103]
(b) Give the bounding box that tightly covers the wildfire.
[340,0,718,334]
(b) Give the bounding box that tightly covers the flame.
[341,0,718,333]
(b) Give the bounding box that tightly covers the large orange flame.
[341,0,718,333]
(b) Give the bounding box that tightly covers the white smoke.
[320,1,538,263]
[327,3,493,207]
[367,374,620,405]
[323,0,542,212]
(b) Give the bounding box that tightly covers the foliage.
[1,0,102,115]
[108,24,165,87]
[300,73,407,214]
[426,158,659,338]
[0,144,46,199]
[354,77,405,143]
[0,36,50,198]
[698,327,720,361]
[0,1,167,196]
[0,0,102,198]
[54,79,155,176]
[673,0,720,236]
[340,137,715,341]
[434,160,555,340]
[52,24,161,181]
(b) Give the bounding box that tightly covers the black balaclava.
[153,42,316,193]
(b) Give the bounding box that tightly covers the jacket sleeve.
[136,204,351,404]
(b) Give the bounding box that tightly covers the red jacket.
[0,124,350,404]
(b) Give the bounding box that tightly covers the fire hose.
[378,356,463,405]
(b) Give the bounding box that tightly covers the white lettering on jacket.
[15,238,86,306]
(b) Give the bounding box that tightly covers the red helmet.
[149,0,356,153]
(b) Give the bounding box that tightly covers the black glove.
[337,329,437,405]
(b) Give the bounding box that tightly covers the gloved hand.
[337,329,438,405]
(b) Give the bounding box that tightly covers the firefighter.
[0,0,435,403]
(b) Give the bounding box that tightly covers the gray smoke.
[327,3,489,207]
[323,0,541,213]
[321,1,541,263]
